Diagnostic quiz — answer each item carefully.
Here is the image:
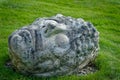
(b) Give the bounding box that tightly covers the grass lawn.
[0,0,120,80]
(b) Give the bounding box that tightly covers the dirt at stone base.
[78,62,98,75]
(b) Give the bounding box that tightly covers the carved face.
[8,14,99,77]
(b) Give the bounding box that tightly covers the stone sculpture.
[8,14,99,77]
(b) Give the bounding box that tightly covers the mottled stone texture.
[8,14,99,77]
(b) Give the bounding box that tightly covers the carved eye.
[50,25,55,29]
[45,29,48,33]
[43,26,45,28]
[47,23,55,29]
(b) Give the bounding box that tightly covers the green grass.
[0,0,120,80]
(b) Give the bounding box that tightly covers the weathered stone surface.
[8,14,99,77]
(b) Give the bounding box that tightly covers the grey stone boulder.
[8,14,99,77]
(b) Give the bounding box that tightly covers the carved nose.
[56,24,67,30]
